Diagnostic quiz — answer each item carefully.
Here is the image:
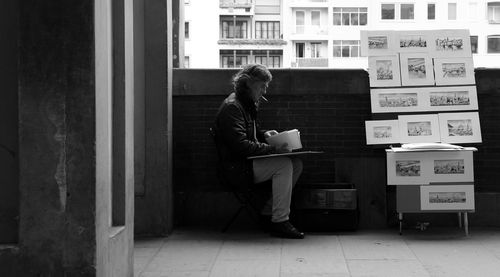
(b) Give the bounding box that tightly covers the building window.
[401,4,414,19]
[184,0,190,4]
[488,2,500,22]
[333,7,368,26]
[428,3,436,20]
[295,11,305,33]
[311,43,321,58]
[221,55,248,68]
[333,40,360,58]
[185,22,189,39]
[488,35,500,53]
[448,3,457,20]
[311,11,321,26]
[184,56,190,68]
[381,4,395,20]
[255,21,280,39]
[221,20,248,39]
[255,56,281,68]
[470,36,478,54]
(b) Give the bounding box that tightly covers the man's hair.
[232,64,272,94]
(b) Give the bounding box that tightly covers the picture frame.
[361,30,396,56]
[426,86,479,112]
[434,58,475,86]
[398,114,441,143]
[396,31,432,53]
[386,152,432,185]
[368,55,401,87]
[370,88,426,113]
[430,29,472,58]
[428,151,474,182]
[399,53,435,86]
[420,184,475,210]
[365,120,400,145]
[438,112,482,143]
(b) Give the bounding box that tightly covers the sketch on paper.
[369,36,388,49]
[429,192,466,203]
[435,37,465,52]
[430,91,470,106]
[434,159,465,174]
[441,63,466,78]
[407,121,432,136]
[379,93,417,107]
[448,119,473,136]
[374,126,392,138]
[396,160,421,176]
[407,58,427,79]
[376,60,394,80]
[400,35,427,49]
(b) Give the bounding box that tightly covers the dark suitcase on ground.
[291,183,359,231]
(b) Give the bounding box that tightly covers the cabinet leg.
[458,212,462,228]
[464,212,469,237]
[398,213,403,235]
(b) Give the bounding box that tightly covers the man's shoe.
[270,220,305,239]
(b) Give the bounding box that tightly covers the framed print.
[361,30,396,56]
[398,114,441,143]
[438,112,482,143]
[370,88,426,113]
[420,185,474,210]
[429,151,474,182]
[400,53,435,86]
[386,152,433,185]
[426,86,478,112]
[396,31,431,53]
[434,58,475,85]
[368,55,401,87]
[430,29,472,58]
[365,120,400,145]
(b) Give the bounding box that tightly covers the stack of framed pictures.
[362,29,480,234]
[361,29,481,146]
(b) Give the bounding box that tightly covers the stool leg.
[464,212,469,237]
[458,212,462,228]
[398,213,403,235]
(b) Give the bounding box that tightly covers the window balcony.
[292,25,328,36]
[289,0,328,8]
[218,38,287,45]
[220,0,253,8]
[292,57,329,67]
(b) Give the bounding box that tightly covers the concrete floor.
[134,226,500,277]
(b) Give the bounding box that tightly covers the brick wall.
[173,68,500,226]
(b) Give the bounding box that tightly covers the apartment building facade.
[184,0,500,69]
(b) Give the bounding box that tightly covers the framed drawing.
[398,114,441,143]
[400,53,435,86]
[430,29,472,58]
[420,184,474,210]
[396,31,431,53]
[365,120,400,145]
[428,151,474,182]
[438,112,482,143]
[368,55,401,87]
[426,86,478,112]
[386,152,433,185]
[434,58,475,85]
[361,30,396,56]
[370,88,426,113]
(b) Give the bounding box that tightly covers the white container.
[266,129,302,151]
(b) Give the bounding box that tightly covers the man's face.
[248,79,269,102]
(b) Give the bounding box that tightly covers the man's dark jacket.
[214,92,275,190]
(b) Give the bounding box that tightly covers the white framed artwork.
[438,112,482,143]
[427,86,478,112]
[429,151,474,182]
[420,184,475,210]
[434,58,475,85]
[400,53,435,86]
[370,88,426,113]
[398,114,441,143]
[430,29,472,58]
[361,30,396,56]
[368,55,401,87]
[396,31,432,53]
[386,152,433,185]
[365,120,400,145]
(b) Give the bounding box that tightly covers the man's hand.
[274,143,291,154]
[264,130,279,138]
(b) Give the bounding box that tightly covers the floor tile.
[348,259,431,277]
